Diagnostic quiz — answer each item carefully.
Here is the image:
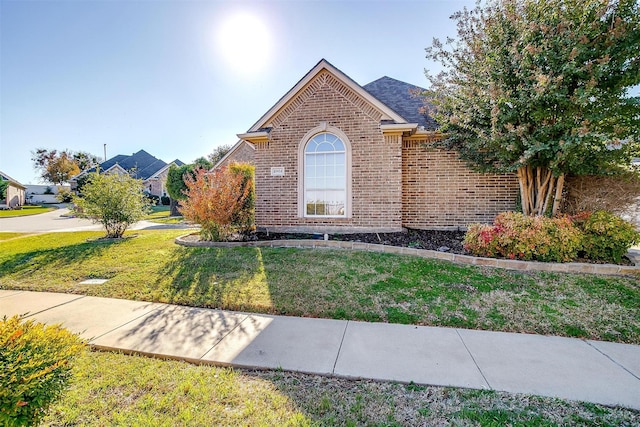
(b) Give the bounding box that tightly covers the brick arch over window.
[297,124,352,218]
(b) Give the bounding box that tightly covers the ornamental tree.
[73,172,151,238]
[425,0,640,216]
[31,149,100,185]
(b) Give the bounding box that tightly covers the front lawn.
[41,351,639,426]
[1,230,639,343]
[0,205,55,217]
[145,205,184,224]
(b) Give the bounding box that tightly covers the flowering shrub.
[573,211,640,263]
[180,165,254,241]
[464,212,582,262]
[1,316,85,427]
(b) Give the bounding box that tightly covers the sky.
[0,0,480,185]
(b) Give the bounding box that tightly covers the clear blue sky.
[1,0,477,184]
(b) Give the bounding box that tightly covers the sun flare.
[216,11,273,76]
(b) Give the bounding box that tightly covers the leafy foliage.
[31,149,100,185]
[573,211,640,263]
[0,316,85,427]
[464,212,582,262]
[165,164,194,202]
[207,144,233,166]
[73,172,152,238]
[425,0,640,215]
[228,162,255,232]
[0,180,8,200]
[180,165,253,241]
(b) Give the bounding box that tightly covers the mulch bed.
[254,229,468,254]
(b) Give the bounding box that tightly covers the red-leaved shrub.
[180,166,253,241]
[464,212,582,262]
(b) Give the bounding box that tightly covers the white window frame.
[298,124,352,218]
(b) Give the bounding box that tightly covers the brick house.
[227,59,519,233]
[71,150,184,198]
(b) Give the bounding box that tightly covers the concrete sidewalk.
[2,290,639,410]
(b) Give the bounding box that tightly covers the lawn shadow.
[0,238,124,280]
[157,246,270,312]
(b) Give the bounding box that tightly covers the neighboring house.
[213,140,255,169]
[25,184,71,204]
[70,150,184,197]
[231,59,518,233]
[0,171,26,208]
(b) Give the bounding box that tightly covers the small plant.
[73,172,152,238]
[180,165,254,241]
[574,211,640,263]
[464,212,582,262]
[0,316,85,426]
[55,186,73,203]
[160,195,170,206]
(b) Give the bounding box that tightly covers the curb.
[175,234,640,277]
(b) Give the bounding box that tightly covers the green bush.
[160,195,170,206]
[73,172,152,238]
[0,316,85,426]
[574,211,640,263]
[228,162,255,232]
[464,212,582,262]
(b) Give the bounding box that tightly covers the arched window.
[303,132,347,217]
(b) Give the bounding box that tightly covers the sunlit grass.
[0,232,26,241]
[0,205,55,217]
[1,230,639,343]
[41,351,640,426]
[145,205,185,224]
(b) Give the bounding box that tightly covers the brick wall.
[402,139,519,229]
[255,70,403,233]
[218,141,255,168]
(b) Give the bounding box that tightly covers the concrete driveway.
[0,206,194,233]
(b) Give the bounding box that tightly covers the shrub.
[228,162,255,232]
[73,172,152,238]
[574,211,640,263]
[464,212,582,262]
[55,187,73,203]
[160,195,170,206]
[144,192,160,206]
[180,165,253,241]
[0,316,85,426]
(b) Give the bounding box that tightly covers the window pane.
[304,132,347,217]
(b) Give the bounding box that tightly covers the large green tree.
[425,0,640,216]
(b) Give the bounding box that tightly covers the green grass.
[145,205,184,224]
[1,230,639,343]
[41,351,639,426]
[0,232,26,241]
[0,205,55,217]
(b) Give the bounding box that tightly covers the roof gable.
[247,59,407,133]
[363,76,437,130]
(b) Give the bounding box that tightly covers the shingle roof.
[363,76,438,130]
[0,171,26,188]
[81,150,177,181]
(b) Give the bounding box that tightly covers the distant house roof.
[0,171,26,189]
[363,76,437,130]
[75,150,184,181]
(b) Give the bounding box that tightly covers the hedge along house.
[233,59,519,233]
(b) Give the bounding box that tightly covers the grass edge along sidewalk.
[0,229,639,345]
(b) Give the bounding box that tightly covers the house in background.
[229,59,518,233]
[70,150,184,197]
[0,171,26,208]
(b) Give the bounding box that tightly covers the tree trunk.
[169,199,180,217]
[516,165,565,216]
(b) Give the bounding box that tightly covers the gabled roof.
[77,150,175,181]
[0,171,26,189]
[245,59,408,133]
[212,140,255,170]
[148,159,187,179]
[363,76,437,130]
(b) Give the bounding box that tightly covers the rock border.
[175,234,640,277]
